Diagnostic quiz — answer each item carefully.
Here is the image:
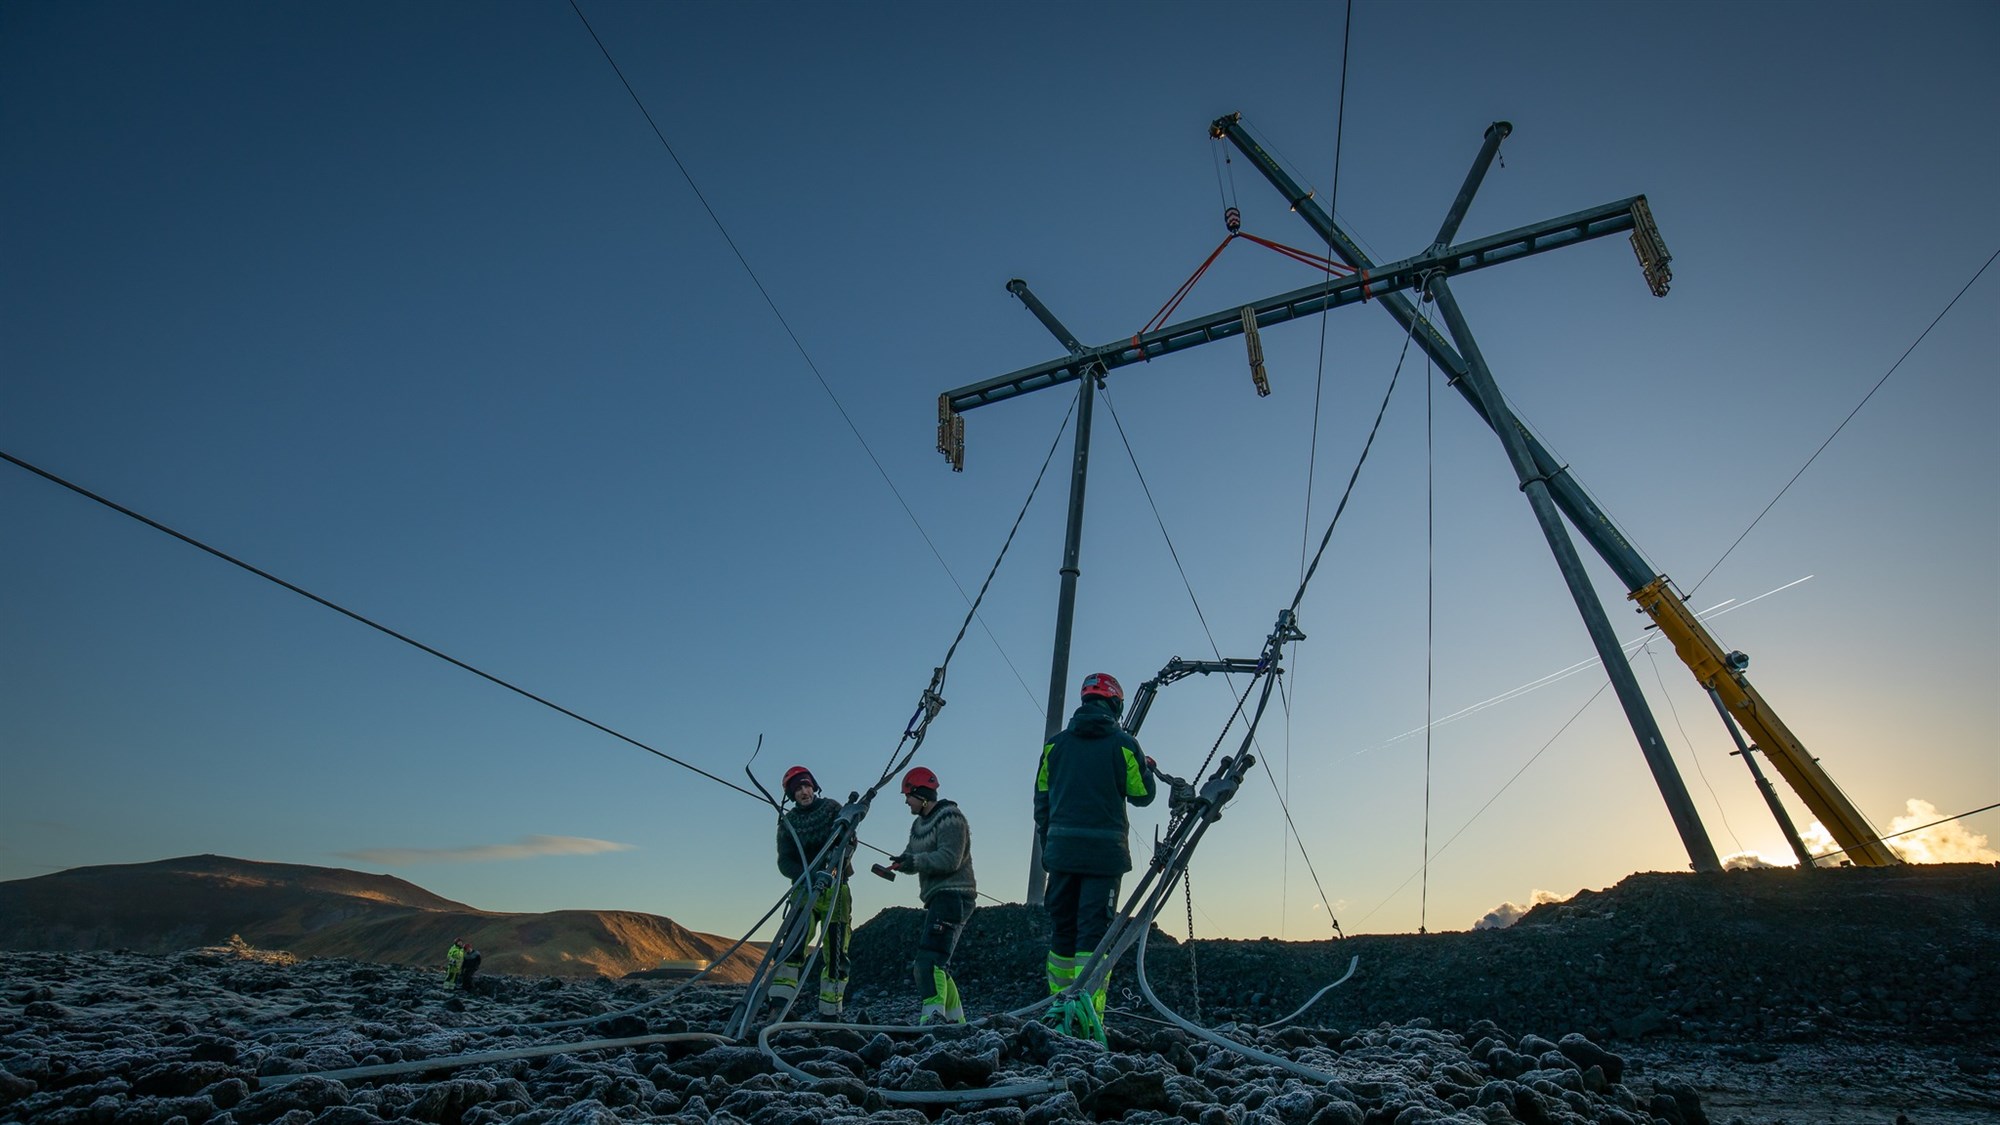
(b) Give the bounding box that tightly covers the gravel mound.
[4,865,1994,1123]
[849,865,1999,1047]
[5,946,1697,1124]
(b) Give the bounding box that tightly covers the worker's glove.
[892,853,913,871]
[1144,755,1158,774]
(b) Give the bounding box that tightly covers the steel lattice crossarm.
[938,197,1650,418]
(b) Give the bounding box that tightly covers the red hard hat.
[901,766,940,796]
[1080,672,1123,703]
[782,765,818,797]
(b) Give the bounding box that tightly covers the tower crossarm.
[940,198,1646,415]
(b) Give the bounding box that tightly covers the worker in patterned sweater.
[1033,672,1156,1042]
[772,764,852,1019]
[883,765,976,1024]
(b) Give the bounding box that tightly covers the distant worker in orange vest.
[881,765,976,1024]
[1033,672,1156,1042]
[772,765,852,1019]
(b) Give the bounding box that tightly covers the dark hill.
[0,854,758,982]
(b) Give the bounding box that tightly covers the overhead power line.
[1,449,765,803]
[1691,245,1999,596]
[565,0,1039,711]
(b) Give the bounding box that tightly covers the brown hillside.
[288,907,761,981]
[0,854,758,981]
[0,854,472,952]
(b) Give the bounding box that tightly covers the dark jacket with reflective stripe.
[1034,700,1157,876]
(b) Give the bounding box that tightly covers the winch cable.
[1360,566,1827,927]
[1292,0,1355,936]
[1023,612,1299,1025]
[875,387,1078,788]
[1039,275,1424,1022]
[1420,352,1434,933]
[567,0,1040,713]
[726,393,1076,1036]
[734,387,1083,1017]
[1350,679,1616,928]
[732,440,1080,1040]
[1095,390,1340,931]
[256,391,1072,1046]
[0,449,765,804]
[1643,642,1748,857]
[1097,388,1227,666]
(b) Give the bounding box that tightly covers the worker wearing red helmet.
[883,765,977,1024]
[771,765,853,1019]
[1034,672,1157,1042]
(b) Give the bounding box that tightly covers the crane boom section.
[1631,578,1899,866]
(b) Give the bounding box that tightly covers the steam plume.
[1474,888,1569,930]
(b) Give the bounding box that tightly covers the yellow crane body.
[1630,577,1900,866]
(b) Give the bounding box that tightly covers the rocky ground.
[1,865,1994,1124]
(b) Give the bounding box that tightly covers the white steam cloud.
[1474,888,1570,930]
[1879,798,1998,863]
[1744,797,1992,868]
[338,835,636,866]
[1722,851,1782,870]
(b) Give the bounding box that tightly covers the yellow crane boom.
[1631,577,1900,865]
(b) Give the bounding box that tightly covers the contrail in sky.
[337,835,636,865]
[1350,576,1814,757]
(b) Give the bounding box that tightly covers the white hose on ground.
[1134,922,1353,1085]
[1257,955,1359,1031]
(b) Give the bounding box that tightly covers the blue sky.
[4,1,1996,943]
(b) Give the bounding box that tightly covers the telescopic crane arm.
[1633,579,1898,865]
[1207,113,1896,867]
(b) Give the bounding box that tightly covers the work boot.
[1042,951,1077,1023]
[818,977,848,1021]
[941,973,965,1024]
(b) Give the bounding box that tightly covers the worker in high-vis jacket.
[443,937,481,992]
[772,765,852,1019]
[1033,672,1156,1042]
[882,765,976,1024]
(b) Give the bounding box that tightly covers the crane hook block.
[1629,197,1673,298]
[937,395,966,472]
[1224,206,1242,233]
[1239,306,1270,397]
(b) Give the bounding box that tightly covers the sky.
[4,1,1996,946]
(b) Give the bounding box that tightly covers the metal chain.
[1183,870,1202,1023]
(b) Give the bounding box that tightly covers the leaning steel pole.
[1216,113,1719,873]
[1426,274,1720,872]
